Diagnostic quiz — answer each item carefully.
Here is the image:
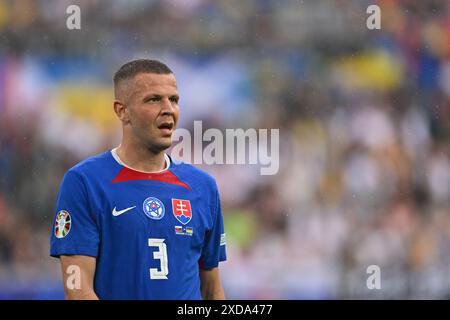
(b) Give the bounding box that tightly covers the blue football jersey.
[50,150,227,300]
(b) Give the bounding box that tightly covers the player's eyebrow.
[142,94,161,102]
[141,93,179,102]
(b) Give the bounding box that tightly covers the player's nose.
[161,98,176,116]
[160,97,176,115]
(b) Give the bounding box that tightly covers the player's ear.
[113,100,131,124]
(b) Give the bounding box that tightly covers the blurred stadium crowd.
[0,0,449,299]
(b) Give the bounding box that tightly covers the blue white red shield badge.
[172,199,192,225]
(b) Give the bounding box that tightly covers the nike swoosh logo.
[112,206,136,217]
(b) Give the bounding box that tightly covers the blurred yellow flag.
[56,84,119,133]
[333,50,403,91]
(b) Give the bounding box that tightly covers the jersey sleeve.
[50,169,100,258]
[200,182,227,269]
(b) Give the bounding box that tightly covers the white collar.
[111,147,170,174]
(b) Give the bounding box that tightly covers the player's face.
[126,72,179,153]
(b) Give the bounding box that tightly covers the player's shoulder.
[66,150,113,177]
[168,155,218,190]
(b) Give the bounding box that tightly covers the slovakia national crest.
[172,199,192,225]
[143,197,165,220]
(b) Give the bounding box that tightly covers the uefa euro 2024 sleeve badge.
[143,197,165,220]
[54,210,72,238]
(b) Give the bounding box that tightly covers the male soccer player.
[50,59,227,300]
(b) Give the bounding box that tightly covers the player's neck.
[114,143,168,173]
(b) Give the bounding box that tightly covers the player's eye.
[144,96,160,103]
[169,96,179,103]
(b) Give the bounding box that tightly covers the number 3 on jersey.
[148,238,168,280]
